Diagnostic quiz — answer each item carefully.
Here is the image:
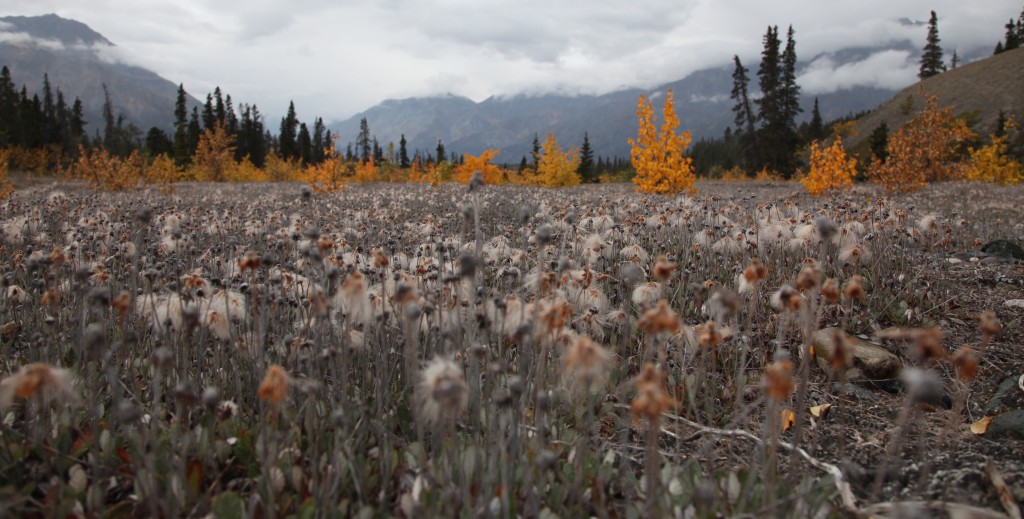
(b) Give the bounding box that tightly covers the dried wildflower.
[829,329,853,372]
[638,300,681,335]
[695,320,725,348]
[563,335,610,390]
[652,255,676,281]
[417,357,468,425]
[821,278,840,304]
[978,310,1001,337]
[257,365,290,405]
[630,363,676,421]
[843,275,866,302]
[238,251,261,272]
[951,346,979,381]
[0,363,78,410]
[838,243,871,265]
[795,259,821,291]
[631,281,663,308]
[764,359,795,401]
[770,285,801,312]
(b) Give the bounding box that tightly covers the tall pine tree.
[279,101,299,160]
[730,55,757,174]
[577,132,595,183]
[919,11,946,79]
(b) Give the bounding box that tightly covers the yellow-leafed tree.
[629,90,696,195]
[801,138,856,196]
[966,133,1023,185]
[69,146,145,191]
[867,92,974,192]
[453,149,504,184]
[144,153,179,193]
[191,122,236,182]
[530,133,580,187]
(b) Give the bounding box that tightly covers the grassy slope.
[850,47,1024,149]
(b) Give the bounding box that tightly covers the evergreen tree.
[0,67,15,146]
[995,40,1005,54]
[279,101,299,160]
[357,118,371,163]
[807,97,825,142]
[372,138,383,164]
[173,84,191,166]
[297,122,312,164]
[868,122,889,163]
[780,26,802,131]
[102,84,116,152]
[730,55,757,173]
[436,139,446,164]
[188,106,202,157]
[919,11,946,79]
[531,133,541,169]
[145,127,173,156]
[577,132,595,182]
[213,87,226,126]
[399,134,410,168]
[224,94,238,134]
[312,118,326,164]
[202,93,216,130]
[951,50,959,68]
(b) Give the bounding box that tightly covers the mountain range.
[1,13,1003,160]
[328,36,993,161]
[0,13,197,135]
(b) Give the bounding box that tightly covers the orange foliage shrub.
[263,150,301,182]
[867,93,975,192]
[353,158,379,183]
[0,148,12,199]
[629,90,696,195]
[69,146,145,191]
[801,138,856,196]
[144,153,179,193]
[453,149,504,185]
[966,132,1024,185]
[190,123,236,182]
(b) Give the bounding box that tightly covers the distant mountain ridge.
[0,13,197,134]
[329,39,986,161]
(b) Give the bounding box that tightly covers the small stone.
[1004,299,1024,309]
[985,410,1024,440]
[947,257,963,264]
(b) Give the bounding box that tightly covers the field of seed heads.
[0,180,1022,517]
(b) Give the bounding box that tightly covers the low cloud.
[798,50,918,94]
[0,29,65,51]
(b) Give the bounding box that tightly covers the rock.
[831,382,878,401]
[812,327,902,383]
[985,409,1024,440]
[985,377,1021,415]
[981,239,1024,260]
[1005,299,1024,309]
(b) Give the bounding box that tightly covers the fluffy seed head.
[418,357,468,425]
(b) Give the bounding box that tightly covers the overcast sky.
[1,0,1018,123]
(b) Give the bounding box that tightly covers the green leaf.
[212,491,246,519]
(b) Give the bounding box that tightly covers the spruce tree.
[357,118,371,163]
[173,84,190,166]
[436,139,446,164]
[918,11,946,79]
[730,55,757,173]
[808,97,825,142]
[202,93,216,130]
[312,118,326,164]
[297,122,312,165]
[279,101,299,160]
[868,122,889,163]
[399,134,410,168]
[577,132,595,183]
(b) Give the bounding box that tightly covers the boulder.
[812,327,902,384]
[981,239,1024,260]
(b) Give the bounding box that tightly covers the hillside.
[0,14,198,133]
[851,47,1024,148]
